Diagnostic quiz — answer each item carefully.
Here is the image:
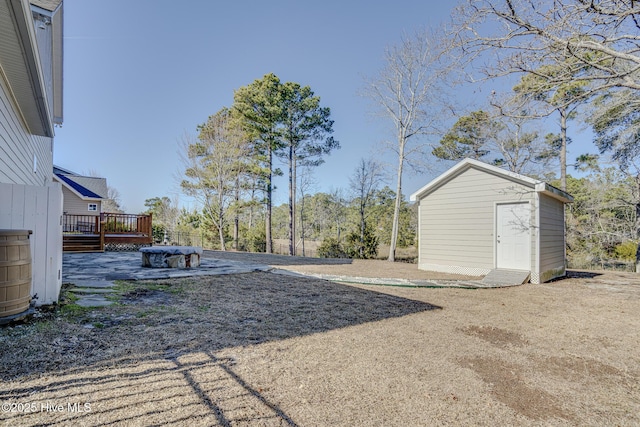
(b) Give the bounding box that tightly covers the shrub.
[317,237,348,258]
[345,225,379,259]
[614,240,638,261]
[245,227,266,253]
[152,224,166,243]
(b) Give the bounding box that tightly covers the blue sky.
[53,0,591,213]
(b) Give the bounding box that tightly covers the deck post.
[99,221,106,252]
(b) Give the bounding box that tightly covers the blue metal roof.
[55,174,102,199]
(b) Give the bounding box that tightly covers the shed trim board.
[410,159,572,284]
[534,191,541,281]
[410,158,572,204]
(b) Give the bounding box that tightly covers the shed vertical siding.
[0,181,62,305]
[537,194,566,282]
[418,167,535,275]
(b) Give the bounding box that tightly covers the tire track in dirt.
[458,325,575,423]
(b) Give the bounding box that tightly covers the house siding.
[1,0,63,308]
[61,186,101,215]
[418,167,536,274]
[0,69,53,187]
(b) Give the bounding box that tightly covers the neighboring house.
[0,0,64,306]
[410,158,573,284]
[53,166,107,215]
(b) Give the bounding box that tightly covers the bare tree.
[453,0,640,268]
[329,188,347,242]
[102,186,124,213]
[489,114,554,175]
[589,89,640,271]
[180,108,249,250]
[297,165,317,257]
[454,0,640,99]
[363,29,455,261]
[143,196,179,231]
[349,158,385,258]
[85,169,124,213]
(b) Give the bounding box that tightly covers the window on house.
[88,203,97,212]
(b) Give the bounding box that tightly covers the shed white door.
[496,203,531,270]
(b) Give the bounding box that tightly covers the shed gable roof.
[410,158,573,203]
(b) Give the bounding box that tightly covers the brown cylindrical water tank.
[0,230,32,317]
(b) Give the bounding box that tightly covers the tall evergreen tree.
[512,62,589,190]
[280,81,339,256]
[432,110,499,161]
[233,74,284,253]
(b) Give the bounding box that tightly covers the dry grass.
[0,262,639,426]
[205,250,480,281]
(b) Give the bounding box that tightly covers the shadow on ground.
[1,272,439,426]
[2,350,300,426]
[203,249,353,266]
[565,270,603,279]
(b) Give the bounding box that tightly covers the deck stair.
[481,269,530,286]
[63,234,102,253]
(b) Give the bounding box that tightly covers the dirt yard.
[0,253,639,426]
[205,250,482,281]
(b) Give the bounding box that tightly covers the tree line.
[177,73,339,256]
[137,1,639,271]
[358,0,640,270]
[143,175,416,261]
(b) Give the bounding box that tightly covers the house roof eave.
[0,0,54,137]
[53,174,103,200]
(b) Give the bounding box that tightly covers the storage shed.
[410,159,573,284]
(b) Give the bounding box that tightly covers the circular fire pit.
[139,246,203,268]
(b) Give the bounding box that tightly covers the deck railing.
[101,212,152,235]
[63,213,153,251]
[63,214,100,233]
[63,213,152,235]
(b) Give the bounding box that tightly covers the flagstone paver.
[62,251,273,307]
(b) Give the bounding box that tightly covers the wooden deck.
[63,213,152,252]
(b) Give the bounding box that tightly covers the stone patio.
[63,252,272,307]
